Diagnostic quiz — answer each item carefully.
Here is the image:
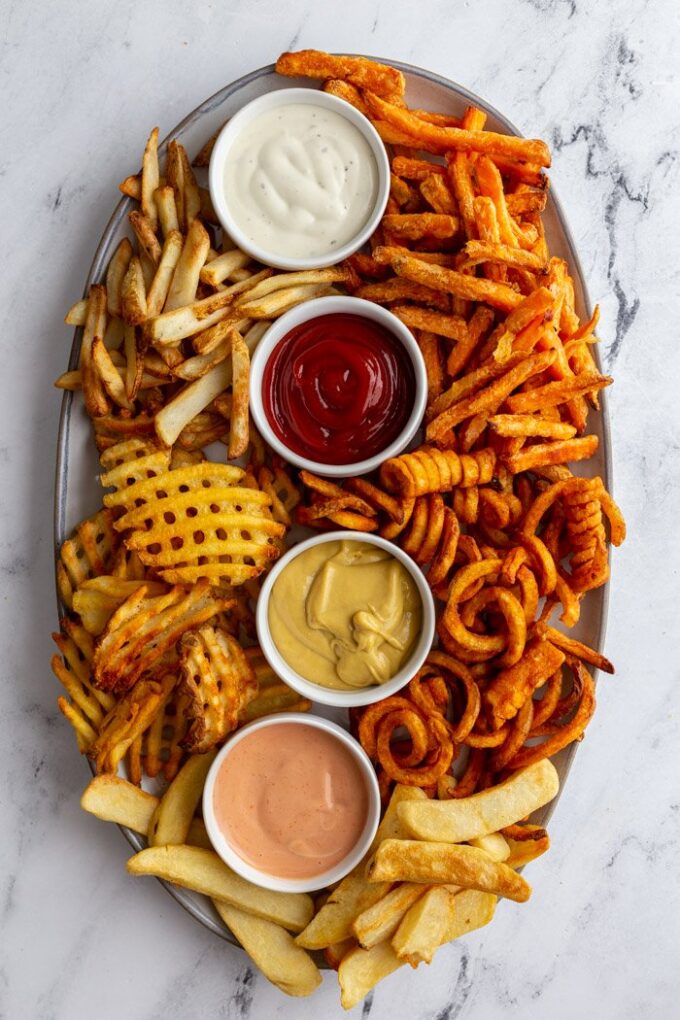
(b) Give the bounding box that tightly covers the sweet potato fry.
[502,435,598,474]
[427,350,556,441]
[390,305,468,341]
[276,50,405,99]
[363,91,551,166]
[506,372,612,414]
[380,249,525,313]
[382,213,459,241]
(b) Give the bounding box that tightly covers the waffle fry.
[109,462,285,587]
[178,625,257,753]
[92,580,234,693]
[56,509,120,609]
[89,670,178,774]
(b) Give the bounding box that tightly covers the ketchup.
[262,313,415,465]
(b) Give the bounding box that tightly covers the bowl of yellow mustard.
[256,532,436,707]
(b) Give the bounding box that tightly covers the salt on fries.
[53,49,625,1006]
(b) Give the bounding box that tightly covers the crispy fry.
[228,329,250,459]
[363,91,551,166]
[502,435,598,474]
[214,901,322,997]
[380,249,525,313]
[81,774,158,833]
[368,839,531,902]
[164,218,211,311]
[141,127,160,233]
[127,845,314,931]
[149,750,217,846]
[276,50,405,99]
[178,626,257,752]
[485,639,566,728]
[391,886,452,965]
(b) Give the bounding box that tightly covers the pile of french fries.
[81,752,556,1003]
[51,48,626,1007]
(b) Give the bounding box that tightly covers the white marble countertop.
[2,0,679,1016]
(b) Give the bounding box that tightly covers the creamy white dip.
[224,103,379,260]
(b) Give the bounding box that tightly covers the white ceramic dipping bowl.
[208,87,390,270]
[249,295,428,477]
[202,713,381,893]
[256,531,436,709]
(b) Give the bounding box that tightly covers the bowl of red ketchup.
[250,296,427,476]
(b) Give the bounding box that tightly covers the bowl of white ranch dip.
[209,87,390,270]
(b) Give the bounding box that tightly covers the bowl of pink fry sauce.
[202,713,381,893]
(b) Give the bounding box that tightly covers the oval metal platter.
[54,58,612,950]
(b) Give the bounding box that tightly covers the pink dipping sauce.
[212,722,370,880]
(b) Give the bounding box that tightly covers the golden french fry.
[141,126,160,233]
[58,696,97,750]
[92,337,134,410]
[129,210,162,265]
[145,289,238,345]
[324,937,357,971]
[146,229,183,317]
[352,883,425,949]
[166,140,186,230]
[295,786,427,950]
[228,329,250,460]
[239,684,311,722]
[127,845,314,932]
[187,816,213,850]
[391,886,452,965]
[65,297,89,326]
[80,774,158,833]
[123,323,142,402]
[106,238,133,317]
[121,255,147,326]
[214,901,322,997]
[178,625,257,752]
[505,825,551,868]
[368,840,531,902]
[119,173,141,199]
[164,219,210,311]
[488,414,577,440]
[173,337,231,381]
[338,941,403,1010]
[148,749,217,846]
[469,832,510,862]
[444,889,496,941]
[154,185,179,237]
[81,284,110,417]
[398,761,559,844]
[72,575,164,635]
[200,249,251,287]
[179,143,201,226]
[54,370,82,391]
[276,50,405,99]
